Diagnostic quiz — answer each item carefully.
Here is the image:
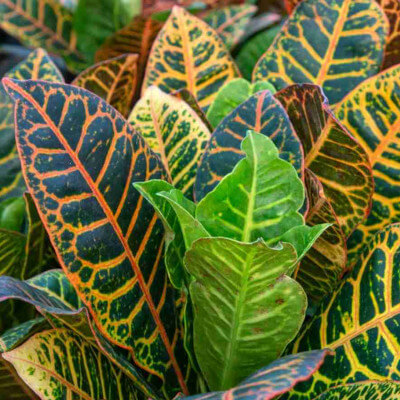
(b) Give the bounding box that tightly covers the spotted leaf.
[275,84,373,237]
[203,5,257,50]
[195,90,303,200]
[0,49,63,202]
[129,86,211,197]
[285,224,400,400]
[336,65,400,261]
[0,0,87,72]
[143,6,240,111]
[183,350,331,400]
[73,54,139,118]
[3,78,189,395]
[253,0,389,105]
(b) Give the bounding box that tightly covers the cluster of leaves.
[1,0,400,399]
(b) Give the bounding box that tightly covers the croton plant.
[0,0,400,398]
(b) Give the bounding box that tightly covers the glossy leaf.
[72,54,139,118]
[294,170,346,302]
[143,6,240,111]
[0,197,25,231]
[0,49,63,202]
[235,24,281,81]
[95,15,163,98]
[336,65,400,260]
[129,86,211,196]
[253,0,388,105]
[0,0,87,72]
[3,328,140,400]
[203,5,257,50]
[186,237,306,390]
[195,90,303,200]
[4,78,189,394]
[184,350,331,400]
[206,78,276,129]
[286,224,400,400]
[275,84,373,237]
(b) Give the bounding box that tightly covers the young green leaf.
[185,237,307,390]
[0,197,25,232]
[206,78,276,129]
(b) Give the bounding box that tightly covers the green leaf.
[185,237,306,390]
[197,131,305,243]
[3,328,141,400]
[235,24,281,80]
[253,0,389,105]
[3,78,189,395]
[0,197,25,232]
[284,223,400,400]
[0,49,63,203]
[0,229,26,278]
[206,78,276,129]
[195,90,303,200]
[183,350,331,400]
[203,5,257,50]
[129,86,211,197]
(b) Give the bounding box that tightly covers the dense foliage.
[0,0,400,398]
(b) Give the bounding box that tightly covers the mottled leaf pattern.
[253,0,388,105]
[203,5,257,49]
[4,79,189,394]
[0,230,26,278]
[129,86,211,196]
[0,0,87,72]
[143,6,240,111]
[0,49,63,202]
[336,65,400,260]
[295,170,346,302]
[275,84,373,237]
[186,237,306,390]
[73,54,139,118]
[3,328,140,400]
[285,224,400,400]
[183,350,331,400]
[195,90,303,200]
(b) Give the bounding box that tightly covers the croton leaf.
[129,86,211,196]
[0,48,63,202]
[3,328,140,400]
[253,0,389,106]
[275,84,373,237]
[95,15,163,98]
[294,170,346,302]
[206,78,276,129]
[0,270,160,399]
[336,65,400,261]
[284,223,400,400]
[0,197,25,231]
[0,0,87,72]
[184,350,331,400]
[143,6,240,111]
[0,230,26,278]
[72,54,139,118]
[195,90,303,200]
[185,237,306,390]
[203,5,257,50]
[3,78,189,394]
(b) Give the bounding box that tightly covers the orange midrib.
[8,80,188,394]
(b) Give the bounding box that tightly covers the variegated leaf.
[284,224,400,400]
[203,5,257,50]
[195,90,303,200]
[336,65,400,261]
[3,78,189,395]
[0,48,63,202]
[143,6,240,111]
[73,54,139,118]
[253,0,389,105]
[129,86,211,196]
[275,84,373,237]
[3,328,140,400]
[0,0,87,72]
